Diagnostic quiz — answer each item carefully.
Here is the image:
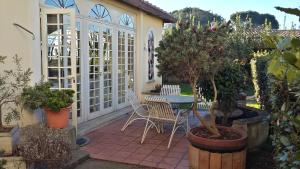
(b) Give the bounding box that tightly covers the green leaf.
[291,38,300,48]
[283,52,297,65]
[280,136,290,146]
[295,115,300,125]
[276,37,290,50]
[295,151,300,160]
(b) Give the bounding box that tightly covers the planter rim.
[187,126,247,152]
[44,105,71,113]
[234,106,270,125]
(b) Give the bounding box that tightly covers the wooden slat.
[210,153,222,169]
[199,149,210,169]
[189,144,199,169]
[232,151,243,169]
[242,150,247,169]
[221,153,232,169]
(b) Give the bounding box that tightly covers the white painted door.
[86,21,114,120]
[41,8,77,126]
[117,29,135,109]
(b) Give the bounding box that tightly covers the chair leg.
[121,112,136,131]
[167,122,178,149]
[141,118,150,144]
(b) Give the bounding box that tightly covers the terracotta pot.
[44,106,71,129]
[187,126,247,152]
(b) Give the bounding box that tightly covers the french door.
[117,29,135,109]
[86,21,114,120]
[41,8,77,126]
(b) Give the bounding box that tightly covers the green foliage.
[21,82,75,112]
[0,55,32,126]
[275,7,300,17]
[230,10,279,29]
[264,34,300,168]
[250,52,272,110]
[198,62,246,116]
[171,7,223,26]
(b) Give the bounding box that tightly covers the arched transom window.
[89,4,111,22]
[45,0,80,14]
[119,13,134,28]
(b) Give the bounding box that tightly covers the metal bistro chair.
[121,90,157,131]
[142,96,188,149]
[160,85,181,96]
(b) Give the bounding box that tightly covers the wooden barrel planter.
[189,144,246,169]
[188,126,247,169]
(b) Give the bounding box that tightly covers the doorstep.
[77,106,132,136]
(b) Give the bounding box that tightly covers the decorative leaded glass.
[148,31,154,80]
[45,0,80,14]
[119,13,134,28]
[89,4,111,22]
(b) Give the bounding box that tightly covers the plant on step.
[21,82,74,112]
[156,17,236,137]
[17,124,71,168]
[0,55,32,127]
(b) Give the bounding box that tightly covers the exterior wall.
[140,13,163,93]
[0,0,42,126]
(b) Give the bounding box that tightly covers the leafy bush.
[264,34,300,169]
[198,62,246,122]
[0,55,32,126]
[250,52,272,110]
[0,150,6,169]
[17,124,71,168]
[21,82,74,112]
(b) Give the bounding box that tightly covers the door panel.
[41,8,77,127]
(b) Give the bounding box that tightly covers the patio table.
[158,95,194,104]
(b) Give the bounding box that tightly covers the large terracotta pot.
[188,126,247,152]
[44,106,70,129]
[188,126,248,169]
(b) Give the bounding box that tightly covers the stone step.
[64,150,90,169]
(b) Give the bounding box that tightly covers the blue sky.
[147,0,299,29]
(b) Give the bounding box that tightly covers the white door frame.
[40,8,77,128]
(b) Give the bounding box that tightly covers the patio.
[81,112,199,169]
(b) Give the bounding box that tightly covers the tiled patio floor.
[81,113,200,169]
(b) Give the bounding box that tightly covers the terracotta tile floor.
[81,112,200,169]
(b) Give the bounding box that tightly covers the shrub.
[0,55,32,126]
[17,124,71,168]
[198,62,246,122]
[250,52,272,110]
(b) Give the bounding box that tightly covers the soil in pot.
[188,126,247,152]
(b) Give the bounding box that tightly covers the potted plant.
[0,55,32,155]
[21,82,74,129]
[156,18,247,168]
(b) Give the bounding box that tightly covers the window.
[148,31,154,80]
[119,13,134,28]
[45,0,80,14]
[89,4,111,22]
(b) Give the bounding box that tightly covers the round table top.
[157,95,194,104]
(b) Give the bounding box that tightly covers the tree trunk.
[191,81,220,136]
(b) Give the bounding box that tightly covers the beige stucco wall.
[0,0,42,126]
[0,0,166,125]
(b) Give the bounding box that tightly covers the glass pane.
[47,14,57,24]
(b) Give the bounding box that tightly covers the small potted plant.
[21,82,74,129]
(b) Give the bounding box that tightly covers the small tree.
[0,55,32,127]
[156,18,232,136]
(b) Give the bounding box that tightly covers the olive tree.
[156,18,232,136]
